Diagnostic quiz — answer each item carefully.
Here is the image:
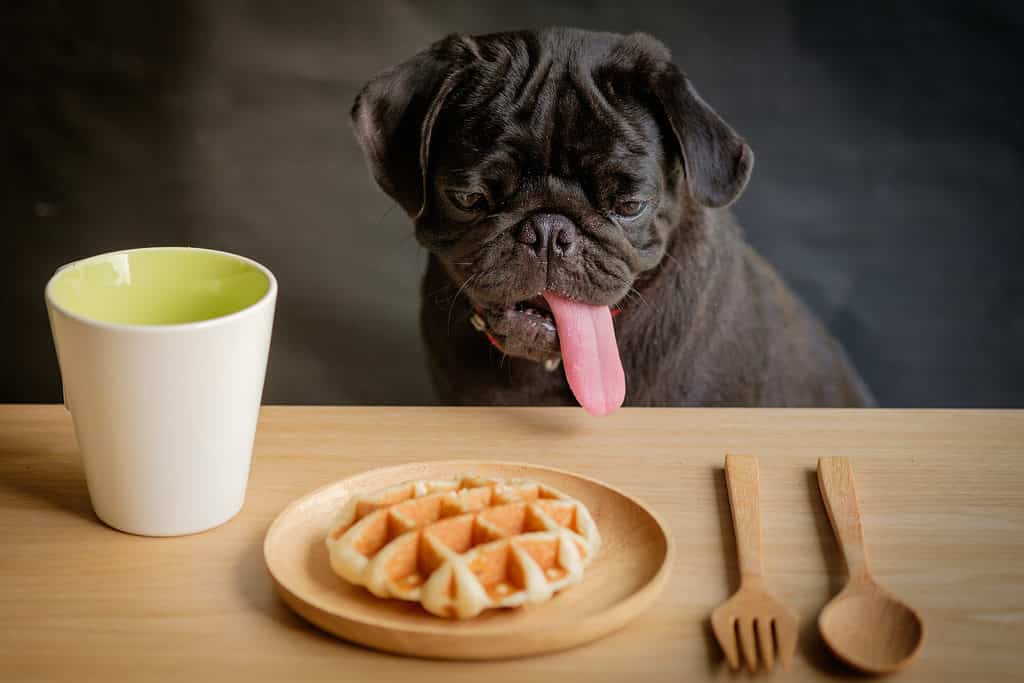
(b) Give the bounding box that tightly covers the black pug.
[352,28,874,413]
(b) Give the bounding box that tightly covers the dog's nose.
[516,213,579,257]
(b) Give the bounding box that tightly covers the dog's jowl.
[351,28,874,411]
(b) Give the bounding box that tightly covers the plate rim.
[263,459,675,642]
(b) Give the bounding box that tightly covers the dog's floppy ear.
[351,35,477,217]
[621,34,753,209]
[654,64,753,209]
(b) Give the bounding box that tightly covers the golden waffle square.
[325,475,602,619]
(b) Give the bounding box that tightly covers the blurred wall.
[5,0,1023,406]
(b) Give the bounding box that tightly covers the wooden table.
[1,405,1022,681]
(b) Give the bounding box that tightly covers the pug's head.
[352,28,752,415]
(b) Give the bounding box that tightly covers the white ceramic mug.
[45,247,277,536]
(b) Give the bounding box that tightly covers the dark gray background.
[5,1,1023,407]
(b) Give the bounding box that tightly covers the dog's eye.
[446,190,487,212]
[613,199,648,218]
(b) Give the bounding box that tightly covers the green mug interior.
[47,248,271,326]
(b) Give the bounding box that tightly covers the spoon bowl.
[819,585,924,673]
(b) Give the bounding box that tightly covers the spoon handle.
[817,457,871,583]
[725,454,763,581]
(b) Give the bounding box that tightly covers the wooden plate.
[263,460,673,660]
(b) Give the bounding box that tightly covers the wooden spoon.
[817,457,924,674]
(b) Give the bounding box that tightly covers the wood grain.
[817,456,871,582]
[1,405,1023,682]
[724,454,764,580]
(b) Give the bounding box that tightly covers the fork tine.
[711,614,740,670]
[738,618,758,672]
[775,614,798,670]
[756,618,775,671]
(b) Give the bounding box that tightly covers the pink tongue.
[542,291,626,416]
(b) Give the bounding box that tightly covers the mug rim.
[44,246,278,333]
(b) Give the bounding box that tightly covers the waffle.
[325,475,602,619]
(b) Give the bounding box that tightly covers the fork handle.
[817,457,872,583]
[725,454,763,582]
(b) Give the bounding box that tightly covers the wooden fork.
[711,454,799,672]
